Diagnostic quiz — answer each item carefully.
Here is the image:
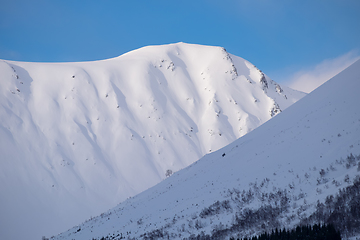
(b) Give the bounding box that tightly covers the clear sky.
[1,0,359,92]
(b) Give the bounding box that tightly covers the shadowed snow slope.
[0,43,304,240]
[52,60,360,240]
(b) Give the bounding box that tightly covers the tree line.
[232,223,341,240]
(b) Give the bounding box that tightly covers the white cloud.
[286,50,360,93]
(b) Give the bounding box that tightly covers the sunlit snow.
[0,43,305,240]
[52,59,360,240]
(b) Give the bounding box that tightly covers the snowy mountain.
[0,43,304,240]
[50,59,360,240]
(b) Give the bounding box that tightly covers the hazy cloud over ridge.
[286,50,360,93]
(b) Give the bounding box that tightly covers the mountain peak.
[0,43,305,240]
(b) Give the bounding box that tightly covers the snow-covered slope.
[51,59,360,240]
[0,43,304,240]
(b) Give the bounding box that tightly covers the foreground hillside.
[52,60,360,240]
[0,43,304,240]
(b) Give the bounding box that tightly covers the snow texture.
[0,43,304,240]
[50,59,360,240]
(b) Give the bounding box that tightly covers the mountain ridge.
[0,43,305,240]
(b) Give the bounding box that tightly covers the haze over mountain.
[50,59,360,240]
[0,43,304,240]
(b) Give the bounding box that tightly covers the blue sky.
[1,0,359,91]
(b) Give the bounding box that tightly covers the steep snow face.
[52,60,360,240]
[0,43,304,240]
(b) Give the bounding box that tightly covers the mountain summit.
[0,43,304,240]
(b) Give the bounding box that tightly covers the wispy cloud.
[285,50,360,93]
